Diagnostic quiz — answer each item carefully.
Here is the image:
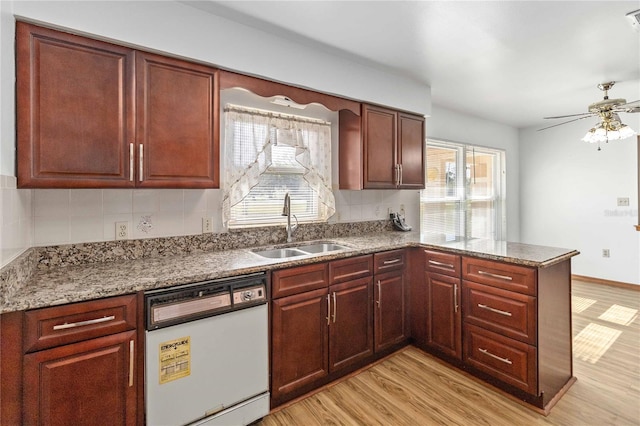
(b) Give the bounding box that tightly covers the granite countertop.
[0,232,578,314]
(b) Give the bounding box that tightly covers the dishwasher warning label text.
[158,336,191,384]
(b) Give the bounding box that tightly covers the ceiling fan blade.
[543,112,595,119]
[612,100,640,113]
[537,114,596,131]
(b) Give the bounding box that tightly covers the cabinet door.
[16,22,135,188]
[374,270,407,352]
[271,288,329,399]
[136,52,219,188]
[363,105,397,189]
[23,331,137,426]
[398,113,425,189]
[329,277,373,373]
[426,272,462,359]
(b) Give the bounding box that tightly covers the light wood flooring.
[258,280,640,425]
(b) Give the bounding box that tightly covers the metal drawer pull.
[428,260,454,269]
[332,292,337,323]
[326,294,331,325]
[478,270,513,281]
[478,303,512,317]
[376,280,381,308]
[129,143,134,181]
[383,258,401,265]
[52,315,116,330]
[479,348,513,365]
[139,144,144,182]
[129,340,135,387]
[454,284,459,313]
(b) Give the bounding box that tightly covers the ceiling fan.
[539,81,639,150]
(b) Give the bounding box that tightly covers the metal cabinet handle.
[479,348,513,365]
[454,284,458,313]
[383,258,401,265]
[399,164,403,186]
[478,303,512,317]
[376,280,381,308]
[129,340,135,387]
[52,315,116,330]
[129,143,134,181]
[395,164,400,186]
[478,270,513,281]
[428,260,454,269]
[139,144,144,182]
[326,294,331,325]
[332,292,337,323]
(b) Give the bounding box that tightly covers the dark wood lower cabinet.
[374,269,407,352]
[271,288,329,398]
[412,249,574,413]
[425,271,461,359]
[329,278,373,372]
[23,330,137,426]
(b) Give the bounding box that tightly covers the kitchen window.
[421,140,506,240]
[222,105,334,228]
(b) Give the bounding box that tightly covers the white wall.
[520,115,640,285]
[425,105,521,242]
[0,1,426,265]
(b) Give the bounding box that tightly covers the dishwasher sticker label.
[158,336,191,384]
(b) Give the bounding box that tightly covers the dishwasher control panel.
[233,285,266,305]
[145,273,267,330]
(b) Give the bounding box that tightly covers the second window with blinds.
[421,140,506,241]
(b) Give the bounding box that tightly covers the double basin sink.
[251,242,349,259]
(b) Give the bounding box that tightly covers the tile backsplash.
[1,182,419,268]
[1,175,32,267]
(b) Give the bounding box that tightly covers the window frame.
[421,139,506,241]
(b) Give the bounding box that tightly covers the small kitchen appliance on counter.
[144,273,269,426]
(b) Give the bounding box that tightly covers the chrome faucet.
[282,192,298,243]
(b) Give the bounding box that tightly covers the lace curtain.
[222,104,335,227]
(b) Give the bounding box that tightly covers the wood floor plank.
[259,280,640,425]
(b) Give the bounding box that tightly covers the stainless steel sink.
[252,248,307,259]
[297,242,349,254]
[251,241,350,259]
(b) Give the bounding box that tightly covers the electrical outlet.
[602,249,610,258]
[115,222,128,240]
[617,197,630,207]
[202,217,213,234]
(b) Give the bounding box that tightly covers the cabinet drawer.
[330,254,373,284]
[462,257,536,296]
[464,324,537,395]
[463,281,537,345]
[374,250,405,274]
[424,250,460,277]
[23,294,137,353]
[272,263,329,299]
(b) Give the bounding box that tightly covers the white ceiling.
[185,0,640,129]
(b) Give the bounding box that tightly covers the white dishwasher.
[144,273,269,426]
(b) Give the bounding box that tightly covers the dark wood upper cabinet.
[16,22,219,188]
[340,104,425,190]
[16,22,135,188]
[363,105,398,189]
[397,113,426,189]
[136,52,219,188]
